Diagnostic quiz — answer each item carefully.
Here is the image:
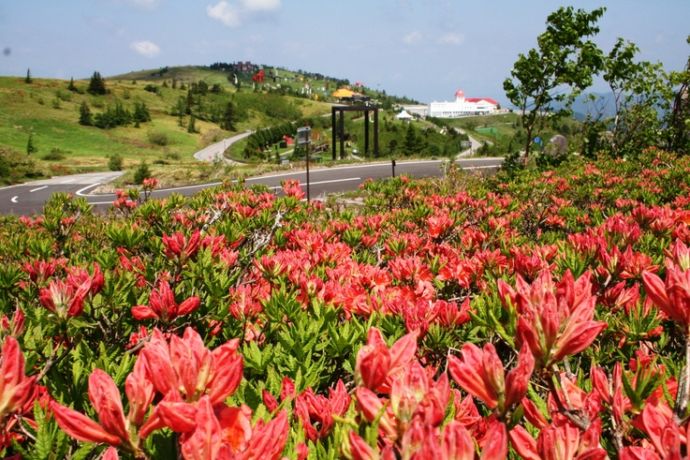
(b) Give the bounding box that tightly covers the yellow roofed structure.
[332,88,356,98]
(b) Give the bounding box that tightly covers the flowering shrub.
[1,150,690,458]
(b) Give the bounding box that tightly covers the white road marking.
[304,177,361,186]
[75,183,102,196]
[29,185,48,193]
[77,159,503,199]
[267,177,362,189]
[462,165,502,170]
[151,182,223,193]
[59,178,76,184]
[10,196,18,203]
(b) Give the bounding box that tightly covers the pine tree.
[79,101,92,126]
[25,68,32,84]
[133,161,151,184]
[26,133,37,155]
[67,77,77,92]
[404,123,418,154]
[187,115,196,133]
[221,101,236,131]
[87,71,107,95]
[133,102,151,124]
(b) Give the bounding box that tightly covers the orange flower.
[504,271,607,368]
[131,280,200,322]
[449,342,534,417]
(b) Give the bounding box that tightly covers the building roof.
[396,110,413,119]
[465,97,499,106]
[332,88,356,98]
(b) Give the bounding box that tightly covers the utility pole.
[297,126,312,202]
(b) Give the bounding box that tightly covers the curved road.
[193,130,253,164]
[0,158,503,215]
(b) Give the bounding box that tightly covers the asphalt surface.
[193,130,253,164]
[0,158,503,216]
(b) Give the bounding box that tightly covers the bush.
[55,90,72,102]
[41,148,66,161]
[108,153,123,171]
[0,146,41,184]
[133,161,151,184]
[144,84,160,94]
[147,130,170,146]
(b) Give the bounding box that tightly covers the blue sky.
[0,0,688,103]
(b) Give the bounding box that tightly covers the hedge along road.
[0,157,504,216]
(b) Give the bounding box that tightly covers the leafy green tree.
[503,6,606,158]
[26,132,37,155]
[668,36,690,154]
[600,38,670,156]
[79,101,92,126]
[25,68,32,84]
[87,71,107,95]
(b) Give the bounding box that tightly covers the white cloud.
[403,31,423,45]
[207,0,281,27]
[240,0,280,11]
[438,32,465,46]
[130,40,161,57]
[207,1,241,27]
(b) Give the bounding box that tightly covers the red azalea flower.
[131,280,200,322]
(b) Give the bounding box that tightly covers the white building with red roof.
[429,90,499,118]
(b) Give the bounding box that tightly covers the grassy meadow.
[0,69,334,183]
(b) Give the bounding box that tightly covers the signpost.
[296,126,311,201]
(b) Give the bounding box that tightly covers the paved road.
[0,158,503,215]
[193,131,253,164]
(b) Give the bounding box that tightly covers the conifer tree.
[221,101,236,131]
[26,133,37,155]
[87,71,107,95]
[79,101,92,126]
[25,68,32,84]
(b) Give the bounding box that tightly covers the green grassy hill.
[0,67,338,184]
[432,112,582,156]
[0,64,475,186]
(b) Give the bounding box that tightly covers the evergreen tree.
[187,115,196,133]
[133,161,151,184]
[221,101,236,131]
[79,101,92,126]
[404,123,418,154]
[171,97,186,116]
[67,77,77,92]
[87,71,107,95]
[133,102,151,124]
[25,68,32,84]
[185,90,194,115]
[26,133,37,155]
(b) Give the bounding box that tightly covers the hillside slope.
[0,66,336,181]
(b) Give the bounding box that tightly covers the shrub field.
[2,148,690,458]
